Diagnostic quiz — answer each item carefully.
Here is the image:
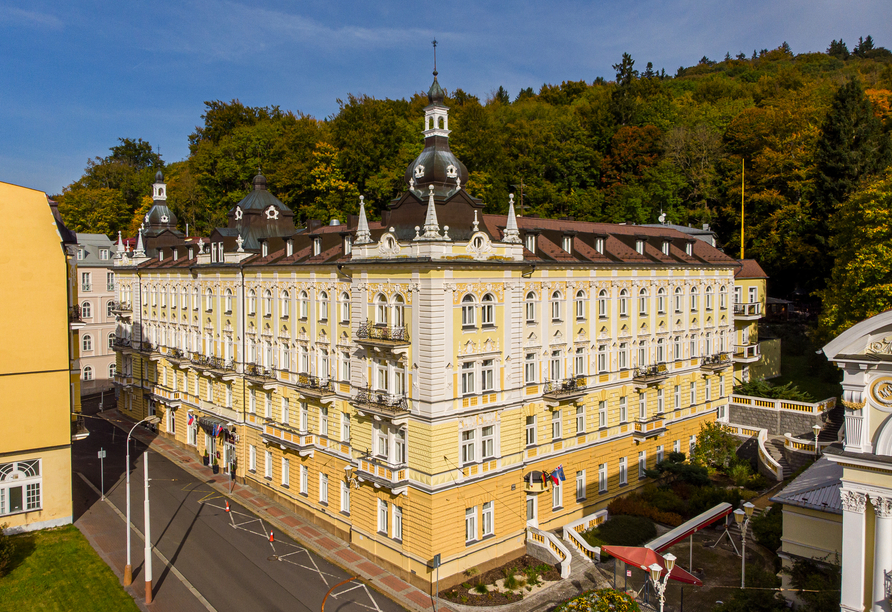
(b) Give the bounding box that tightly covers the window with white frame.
[705,377,712,401]
[341,413,350,441]
[167,409,176,434]
[657,388,664,413]
[479,425,495,459]
[749,286,758,303]
[0,460,41,515]
[689,435,696,456]
[188,420,197,446]
[461,430,476,464]
[465,507,477,542]
[690,381,696,405]
[525,416,536,446]
[551,410,562,440]
[109,363,116,379]
[638,288,648,315]
[300,465,308,494]
[576,470,586,500]
[674,336,682,361]
[340,351,350,381]
[481,501,494,537]
[299,291,309,319]
[599,400,607,428]
[525,292,537,323]
[706,287,714,310]
[378,499,389,534]
[638,451,646,478]
[265,393,272,419]
[720,286,727,309]
[248,289,256,315]
[481,360,494,392]
[265,450,272,479]
[552,478,562,509]
[205,288,214,312]
[320,405,329,437]
[675,287,683,313]
[282,458,290,486]
[249,445,257,471]
[300,402,308,431]
[619,396,627,422]
[656,338,665,363]
[656,445,664,465]
[524,233,536,253]
[461,362,475,395]
[340,481,350,513]
[575,290,585,320]
[82,365,94,381]
[82,335,93,352]
[657,288,666,314]
[638,341,647,368]
[639,393,646,419]
[599,463,608,492]
[674,385,680,410]
[562,235,573,253]
[376,424,389,458]
[392,504,403,540]
[619,289,629,316]
[597,345,606,373]
[598,290,608,318]
[319,473,328,503]
[550,350,562,381]
[619,343,628,370]
[619,457,627,485]
[461,294,476,328]
[340,293,350,323]
[551,291,562,321]
[249,389,256,414]
[481,294,495,326]
[576,405,585,434]
[690,287,699,312]
[395,428,406,464]
[525,353,537,384]
[674,439,681,454]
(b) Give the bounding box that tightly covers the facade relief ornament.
[870,494,892,519]
[840,489,868,514]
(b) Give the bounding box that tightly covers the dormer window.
[159,250,164,261]
[77,249,85,260]
[188,248,194,259]
[99,248,109,260]
[173,248,178,260]
[661,240,670,256]
[525,233,536,254]
[261,241,268,257]
[594,237,605,255]
[286,240,293,257]
[344,235,352,255]
[313,238,322,256]
[210,244,217,263]
[685,241,693,256]
[562,235,573,254]
[635,239,645,255]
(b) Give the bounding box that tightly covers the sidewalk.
[98,409,452,612]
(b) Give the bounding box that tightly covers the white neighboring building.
[822,312,892,612]
[75,233,117,396]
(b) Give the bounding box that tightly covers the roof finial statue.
[355,195,372,244]
[472,210,479,233]
[236,234,245,253]
[134,226,146,257]
[503,193,521,243]
[420,185,442,240]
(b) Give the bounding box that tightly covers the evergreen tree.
[610,53,638,125]
[827,39,849,60]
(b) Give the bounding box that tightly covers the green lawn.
[0,525,139,612]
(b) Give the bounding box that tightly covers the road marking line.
[363,583,383,612]
[76,472,218,612]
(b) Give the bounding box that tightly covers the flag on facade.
[552,465,566,484]
[187,413,195,426]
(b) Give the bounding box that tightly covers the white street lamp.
[649,552,676,612]
[812,423,822,458]
[123,415,160,589]
[734,502,756,589]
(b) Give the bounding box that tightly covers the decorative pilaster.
[870,494,892,612]
[841,489,868,612]
[503,194,521,244]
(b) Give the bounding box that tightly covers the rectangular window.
[300,402,308,431]
[300,465,308,495]
[639,393,646,419]
[551,410,562,440]
[619,457,627,485]
[379,499,389,534]
[562,235,573,253]
[638,451,646,479]
[599,400,607,428]
[656,445,664,465]
[619,396,627,423]
[319,473,328,504]
[167,409,176,434]
[282,397,289,424]
[320,406,329,437]
[552,479,562,509]
[674,439,681,454]
[264,450,272,479]
[674,385,680,410]
[249,389,256,414]
[0,460,41,515]
[188,423,197,446]
[340,481,350,513]
[461,430,476,464]
[341,413,350,441]
[705,378,712,401]
[395,429,406,464]
[576,348,586,376]
[481,501,494,537]
[576,406,585,434]
[481,426,495,459]
[619,343,627,369]
[465,507,477,542]
[576,470,586,500]
[265,393,272,419]
[392,504,403,541]
[249,445,257,472]
[550,351,562,380]
[461,362,475,395]
[597,346,606,373]
[282,458,290,486]
[690,435,697,456]
[525,353,536,384]
[599,463,608,493]
[690,381,696,406]
[481,360,494,392]
[525,416,536,446]
[376,425,389,458]
[657,388,664,413]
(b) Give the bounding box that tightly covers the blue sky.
[2,0,891,195]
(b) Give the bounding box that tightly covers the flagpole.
[740,159,745,260]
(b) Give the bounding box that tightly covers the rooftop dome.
[428,74,446,106]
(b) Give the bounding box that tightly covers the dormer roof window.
[261,241,268,257]
[594,236,605,255]
[173,248,178,260]
[635,238,645,255]
[188,247,194,260]
[344,235,352,255]
[562,235,573,254]
[313,237,322,256]
[524,233,536,254]
[685,241,693,256]
[159,249,164,261]
[661,240,670,256]
[286,239,293,257]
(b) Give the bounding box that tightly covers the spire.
[420,185,442,240]
[503,193,521,243]
[115,230,125,258]
[134,227,146,257]
[355,195,372,244]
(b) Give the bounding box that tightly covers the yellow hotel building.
[112,74,740,588]
[1,181,83,533]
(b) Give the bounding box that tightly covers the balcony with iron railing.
[107,282,116,292]
[137,341,158,355]
[81,284,92,293]
[354,321,410,347]
[294,373,335,398]
[542,376,588,401]
[109,300,131,314]
[351,387,409,418]
[245,363,276,381]
[700,353,732,371]
[189,353,234,372]
[632,363,669,386]
[69,305,86,330]
[733,343,761,363]
[733,301,762,319]
[112,337,132,349]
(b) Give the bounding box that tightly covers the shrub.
[729,462,752,486]
[687,485,743,517]
[734,379,814,402]
[554,588,641,612]
[0,523,13,576]
[785,557,840,612]
[746,473,771,491]
[474,583,488,594]
[607,495,684,526]
[640,485,688,516]
[751,503,783,552]
[691,421,740,470]
[584,515,657,548]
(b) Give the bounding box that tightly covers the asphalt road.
[72,406,404,612]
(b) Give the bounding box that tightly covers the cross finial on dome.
[432,39,438,77]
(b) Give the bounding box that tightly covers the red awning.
[602,545,703,586]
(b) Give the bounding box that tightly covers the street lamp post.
[733,502,756,589]
[812,423,822,458]
[648,552,676,612]
[123,415,160,588]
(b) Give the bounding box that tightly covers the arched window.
[638,340,647,367]
[657,288,666,314]
[674,336,682,360]
[619,289,629,317]
[598,290,608,318]
[551,291,562,321]
[375,294,388,325]
[656,338,665,363]
[525,292,537,323]
[248,289,256,315]
[618,342,628,370]
[481,294,495,326]
[82,365,93,381]
[192,287,199,310]
[82,335,93,352]
[706,332,713,356]
[719,285,727,309]
[392,295,405,328]
[690,287,699,312]
[81,301,92,319]
[461,294,476,328]
[705,286,714,311]
[280,290,290,318]
[299,291,309,319]
[108,333,115,350]
[106,301,114,318]
[319,291,329,321]
[638,288,648,316]
[224,288,233,313]
[340,292,350,323]
[181,287,188,309]
[205,288,213,312]
[109,363,116,378]
[263,290,272,317]
[575,290,586,320]
[674,287,683,313]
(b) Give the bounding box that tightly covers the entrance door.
[223,441,236,474]
[526,494,538,528]
[205,432,216,466]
